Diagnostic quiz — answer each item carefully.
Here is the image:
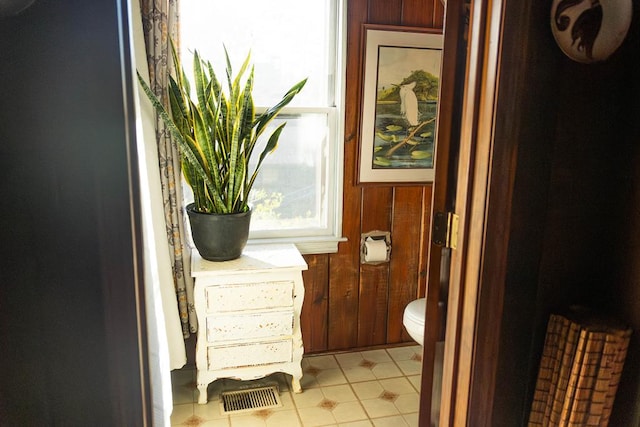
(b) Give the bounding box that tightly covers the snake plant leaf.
[193,50,215,127]
[169,40,190,102]
[254,78,307,139]
[137,72,221,211]
[223,45,234,93]
[228,47,251,100]
[225,83,243,210]
[238,70,256,164]
[182,158,210,211]
[227,107,243,212]
[241,69,255,135]
[138,38,305,214]
[206,60,227,148]
[191,100,227,212]
[168,77,189,132]
[247,122,286,197]
[258,123,285,168]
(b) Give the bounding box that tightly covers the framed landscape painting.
[357,24,444,184]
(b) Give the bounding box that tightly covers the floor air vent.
[219,385,283,414]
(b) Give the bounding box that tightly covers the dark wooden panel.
[418,186,433,299]
[301,254,329,353]
[358,187,393,347]
[358,264,391,347]
[368,0,402,24]
[328,0,368,351]
[433,0,445,28]
[401,0,435,27]
[608,19,640,422]
[328,0,445,352]
[387,187,424,343]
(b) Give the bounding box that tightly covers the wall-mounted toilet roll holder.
[360,230,391,264]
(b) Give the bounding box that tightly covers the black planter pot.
[186,203,251,261]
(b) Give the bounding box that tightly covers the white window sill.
[247,236,347,255]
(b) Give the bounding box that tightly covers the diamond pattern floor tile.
[171,345,438,427]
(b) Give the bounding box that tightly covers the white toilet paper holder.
[360,230,391,264]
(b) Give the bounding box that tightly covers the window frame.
[180,0,347,254]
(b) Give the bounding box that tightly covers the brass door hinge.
[432,211,459,249]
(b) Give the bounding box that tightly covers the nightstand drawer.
[207,340,293,370]
[206,311,294,342]
[205,280,294,312]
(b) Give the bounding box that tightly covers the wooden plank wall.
[301,0,445,353]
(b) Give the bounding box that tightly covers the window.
[179,0,345,254]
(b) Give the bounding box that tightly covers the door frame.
[418,0,470,422]
[423,0,520,424]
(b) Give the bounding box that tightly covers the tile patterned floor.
[170,345,427,427]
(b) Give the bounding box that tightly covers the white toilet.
[403,298,426,345]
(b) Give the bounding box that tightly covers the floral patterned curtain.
[139,0,197,338]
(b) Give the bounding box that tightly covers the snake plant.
[138,41,306,214]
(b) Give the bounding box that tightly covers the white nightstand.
[191,243,307,404]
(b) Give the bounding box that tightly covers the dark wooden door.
[418,0,469,424]
[0,0,150,425]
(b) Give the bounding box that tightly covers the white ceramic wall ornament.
[551,0,632,63]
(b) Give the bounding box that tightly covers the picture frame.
[357,24,444,184]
